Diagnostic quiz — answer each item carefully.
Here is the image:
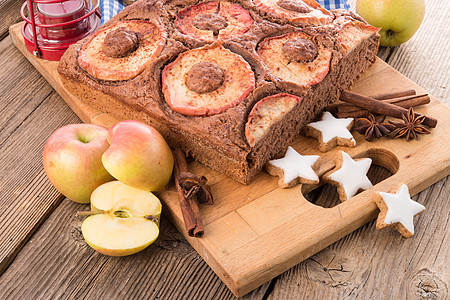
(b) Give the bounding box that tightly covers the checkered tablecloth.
[100,0,349,25]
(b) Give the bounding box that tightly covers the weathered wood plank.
[0,198,238,299]
[0,0,23,40]
[0,90,81,275]
[266,0,449,298]
[1,0,448,299]
[0,36,55,146]
[267,176,449,300]
[0,164,408,300]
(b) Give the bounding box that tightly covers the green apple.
[43,124,114,203]
[356,0,425,47]
[102,120,174,191]
[81,181,162,256]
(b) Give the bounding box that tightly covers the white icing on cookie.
[269,146,319,184]
[379,184,425,235]
[307,111,355,144]
[328,151,372,200]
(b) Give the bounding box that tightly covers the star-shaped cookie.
[324,151,372,201]
[373,184,425,238]
[265,146,319,188]
[303,111,355,152]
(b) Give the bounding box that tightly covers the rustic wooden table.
[0,0,448,299]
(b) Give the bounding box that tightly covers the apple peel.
[78,20,167,81]
[101,120,174,192]
[162,44,255,116]
[43,124,115,204]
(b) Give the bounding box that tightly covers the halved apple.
[162,43,255,116]
[78,20,167,81]
[245,93,302,147]
[257,31,331,87]
[252,0,333,26]
[176,1,253,43]
[81,181,162,256]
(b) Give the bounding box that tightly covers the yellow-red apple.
[356,0,425,47]
[43,124,115,203]
[102,120,174,191]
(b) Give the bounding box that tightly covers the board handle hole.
[303,148,399,208]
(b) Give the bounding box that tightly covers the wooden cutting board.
[10,22,450,297]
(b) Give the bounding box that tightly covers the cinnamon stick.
[368,89,416,100]
[173,149,204,237]
[335,94,430,118]
[340,90,437,128]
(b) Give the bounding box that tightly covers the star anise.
[354,114,395,141]
[178,172,214,205]
[389,107,430,141]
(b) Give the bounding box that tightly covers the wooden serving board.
[10,22,450,297]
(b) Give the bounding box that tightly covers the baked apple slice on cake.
[176,1,253,43]
[245,93,302,147]
[162,44,255,116]
[253,0,333,25]
[257,31,332,87]
[78,20,167,81]
[337,21,380,55]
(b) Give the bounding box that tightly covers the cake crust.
[58,0,380,184]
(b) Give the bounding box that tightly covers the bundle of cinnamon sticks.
[328,89,437,128]
[173,149,213,238]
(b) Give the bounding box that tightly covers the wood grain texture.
[0,0,448,298]
[0,198,257,299]
[267,1,450,299]
[0,90,81,274]
[8,18,450,297]
[0,36,54,146]
[0,0,23,40]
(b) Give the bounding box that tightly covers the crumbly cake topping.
[102,27,139,58]
[185,61,225,94]
[281,37,318,62]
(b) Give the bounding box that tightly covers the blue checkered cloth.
[319,0,349,10]
[100,0,349,25]
[100,0,126,25]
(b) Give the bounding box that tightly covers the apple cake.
[58,0,380,184]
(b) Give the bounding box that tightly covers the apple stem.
[76,209,106,217]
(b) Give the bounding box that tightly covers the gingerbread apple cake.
[58,0,380,184]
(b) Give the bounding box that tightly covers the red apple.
[102,120,174,191]
[43,124,115,203]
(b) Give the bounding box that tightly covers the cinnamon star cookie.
[373,184,425,238]
[265,146,319,188]
[303,111,355,152]
[323,151,372,202]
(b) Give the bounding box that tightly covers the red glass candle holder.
[21,0,101,61]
